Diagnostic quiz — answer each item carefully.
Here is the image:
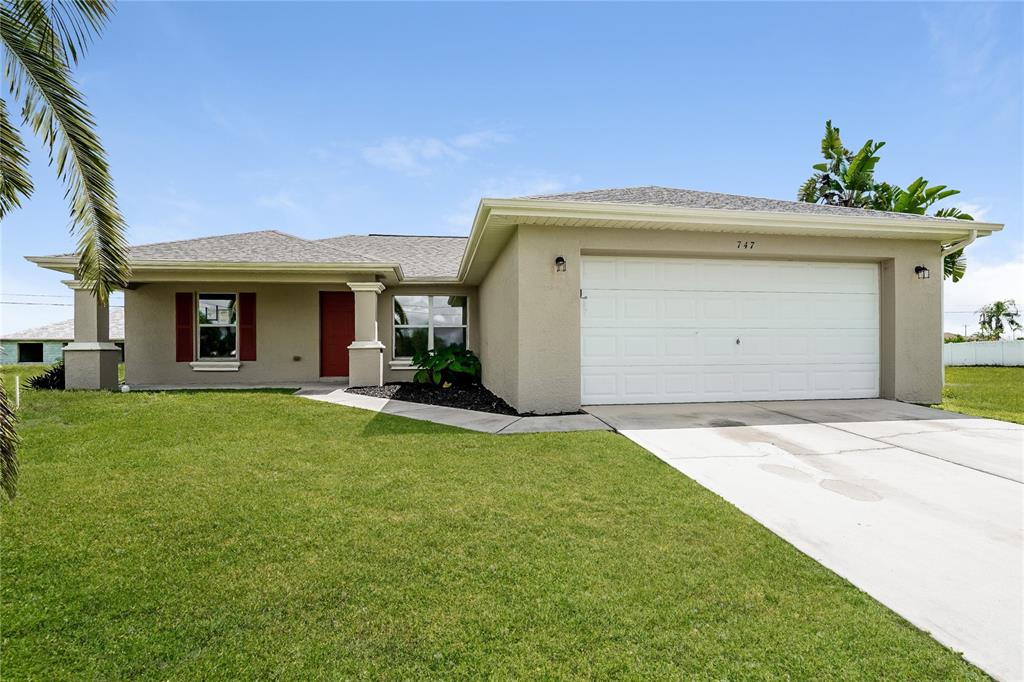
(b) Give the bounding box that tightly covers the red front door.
[320,291,355,377]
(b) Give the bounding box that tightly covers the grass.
[939,366,1024,424]
[1,372,986,680]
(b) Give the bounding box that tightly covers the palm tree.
[977,300,1021,340]
[1,0,130,500]
[798,121,974,282]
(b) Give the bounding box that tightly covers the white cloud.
[257,191,300,211]
[953,201,991,222]
[441,174,582,233]
[361,129,511,174]
[943,248,1024,335]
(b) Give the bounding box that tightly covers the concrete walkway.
[294,387,610,434]
[586,399,1024,681]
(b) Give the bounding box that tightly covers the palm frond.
[2,3,130,300]
[935,206,974,221]
[797,176,820,203]
[943,249,967,282]
[0,375,19,501]
[7,0,114,65]
[0,95,34,216]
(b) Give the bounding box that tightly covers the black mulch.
[348,382,518,415]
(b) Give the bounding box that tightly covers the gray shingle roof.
[317,235,467,279]
[127,230,374,263]
[520,185,953,222]
[5,307,124,341]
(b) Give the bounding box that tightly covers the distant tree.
[798,120,974,283]
[977,300,1021,340]
[1,0,129,500]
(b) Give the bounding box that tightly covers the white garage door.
[581,256,880,404]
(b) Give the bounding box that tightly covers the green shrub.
[411,348,481,387]
[27,361,65,390]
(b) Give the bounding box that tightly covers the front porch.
[65,279,389,390]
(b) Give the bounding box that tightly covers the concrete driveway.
[586,399,1023,681]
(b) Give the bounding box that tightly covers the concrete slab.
[822,418,1024,483]
[498,413,611,434]
[295,389,610,434]
[748,398,974,424]
[608,399,1023,681]
[585,402,804,430]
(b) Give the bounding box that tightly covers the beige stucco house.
[28,187,1001,414]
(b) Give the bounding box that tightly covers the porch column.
[62,280,121,389]
[347,281,385,387]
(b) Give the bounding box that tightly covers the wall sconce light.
[914,265,931,280]
[554,256,567,272]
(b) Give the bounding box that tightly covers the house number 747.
[737,241,756,249]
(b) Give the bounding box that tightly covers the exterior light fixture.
[554,256,567,272]
[915,265,931,280]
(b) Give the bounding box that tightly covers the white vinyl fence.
[943,340,1024,366]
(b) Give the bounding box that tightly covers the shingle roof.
[520,185,953,222]
[126,230,374,263]
[317,234,467,279]
[4,307,125,341]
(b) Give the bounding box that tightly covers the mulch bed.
[348,382,518,415]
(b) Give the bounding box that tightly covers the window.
[17,342,43,363]
[393,295,467,359]
[197,294,237,359]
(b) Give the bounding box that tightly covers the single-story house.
[28,186,1001,413]
[0,307,125,365]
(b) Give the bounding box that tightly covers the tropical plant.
[1,0,129,499]
[27,360,66,389]
[797,120,885,208]
[411,347,482,387]
[977,300,1021,340]
[798,120,975,282]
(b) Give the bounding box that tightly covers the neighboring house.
[0,308,125,365]
[28,186,1001,413]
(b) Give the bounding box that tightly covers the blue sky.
[2,1,1021,334]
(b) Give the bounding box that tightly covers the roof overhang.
[458,198,1004,283]
[26,257,406,285]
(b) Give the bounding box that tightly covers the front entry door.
[320,291,355,377]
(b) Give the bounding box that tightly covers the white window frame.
[392,295,469,361]
[196,292,239,361]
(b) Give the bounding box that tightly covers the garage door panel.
[581,256,880,404]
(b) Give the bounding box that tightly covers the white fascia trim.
[941,229,978,255]
[189,361,241,372]
[63,342,121,351]
[458,198,1003,281]
[27,257,406,280]
[348,341,385,350]
[347,281,386,293]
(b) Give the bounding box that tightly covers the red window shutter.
[175,292,194,362]
[239,292,257,361]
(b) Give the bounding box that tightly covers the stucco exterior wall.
[494,224,943,414]
[477,232,520,409]
[125,281,479,387]
[126,283,339,386]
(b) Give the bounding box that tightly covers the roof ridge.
[321,234,468,240]
[127,228,290,250]
[520,185,954,222]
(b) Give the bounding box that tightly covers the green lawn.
[939,365,1024,424]
[1,373,984,679]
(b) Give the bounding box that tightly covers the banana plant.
[799,121,977,283]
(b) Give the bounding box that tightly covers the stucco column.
[62,280,120,389]
[347,281,385,387]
